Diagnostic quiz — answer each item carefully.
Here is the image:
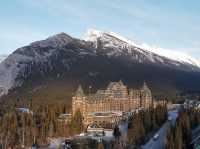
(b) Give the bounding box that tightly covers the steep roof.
[75,85,85,96]
[142,81,151,91]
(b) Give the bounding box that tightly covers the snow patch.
[0,55,7,63]
[85,28,200,68]
[141,43,200,67]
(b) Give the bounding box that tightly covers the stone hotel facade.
[72,81,153,125]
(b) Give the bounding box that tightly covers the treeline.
[128,104,168,148]
[0,102,83,149]
[165,109,200,149]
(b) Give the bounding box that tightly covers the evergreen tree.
[174,124,183,149]
[166,132,175,149]
[70,110,83,133]
[144,110,151,132]
[113,126,121,140]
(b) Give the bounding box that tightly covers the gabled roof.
[107,80,125,90]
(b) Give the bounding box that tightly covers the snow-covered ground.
[141,110,179,149]
[48,138,65,149]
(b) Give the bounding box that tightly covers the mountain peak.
[31,32,73,48]
[0,29,200,98]
[84,28,200,68]
[85,28,138,47]
[51,32,72,40]
[84,28,104,41]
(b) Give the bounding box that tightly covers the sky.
[0,0,200,59]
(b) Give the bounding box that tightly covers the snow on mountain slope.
[85,28,138,46]
[85,29,165,64]
[0,55,7,63]
[85,28,143,53]
[0,30,199,98]
[141,43,200,67]
[85,28,200,68]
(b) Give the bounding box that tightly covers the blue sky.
[0,0,200,59]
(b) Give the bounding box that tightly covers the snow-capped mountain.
[85,28,200,68]
[0,29,200,99]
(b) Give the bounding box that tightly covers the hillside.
[1,29,200,104]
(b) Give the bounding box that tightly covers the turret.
[75,85,85,97]
[140,81,153,108]
[142,81,150,91]
[118,80,124,86]
[72,85,87,117]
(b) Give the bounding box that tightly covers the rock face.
[0,29,200,99]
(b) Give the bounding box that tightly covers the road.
[119,121,128,136]
[141,110,178,149]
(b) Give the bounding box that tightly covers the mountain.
[1,29,200,103]
[85,29,200,69]
[0,55,7,63]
